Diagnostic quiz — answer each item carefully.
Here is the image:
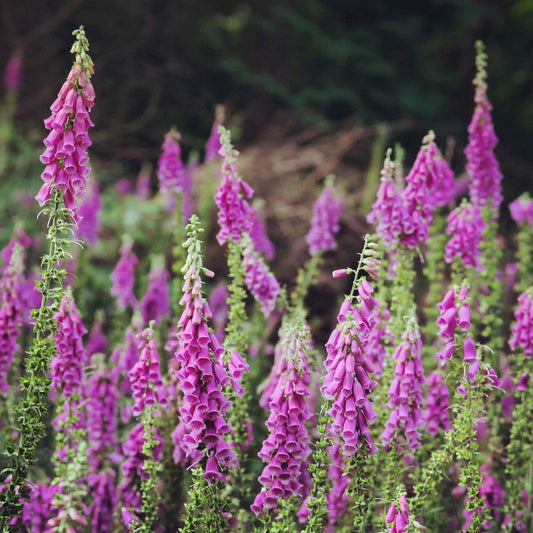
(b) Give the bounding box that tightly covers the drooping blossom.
[243,239,280,317]
[21,483,59,532]
[20,268,41,326]
[385,495,410,533]
[251,314,311,515]
[322,280,379,456]
[172,217,236,481]
[425,371,451,435]
[381,318,426,451]
[50,290,87,398]
[214,127,254,245]
[509,289,533,358]
[445,200,486,270]
[120,422,164,523]
[305,184,344,256]
[129,326,167,417]
[367,151,404,247]
[87,470,117,533]
[157,129,187,193]
[4,53,22,91]
[432,153,457,207]
[465,42,503,213]
[0,240,25,394]
[76,180,102,245]
[248,203,275,260]
[205,112,223,163]
[110,239,138,311]
[140,262,170,326]
[509,194,533,228]
[36,27,95,222]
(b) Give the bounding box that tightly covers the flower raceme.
[509,289,533,359]
[37,27,95,222]
[157,129,188,194]
[110,239,138,311]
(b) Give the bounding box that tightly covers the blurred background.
[0,0,531,287]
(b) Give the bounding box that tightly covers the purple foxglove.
[424,371,451,435]
[140,262,170,327]
[157,129,187,193]
[110,239,138,311]
[509,289,533,359]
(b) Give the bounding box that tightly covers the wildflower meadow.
[0,25,532,533]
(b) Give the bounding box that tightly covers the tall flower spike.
[509,289,533,359]
[37,26,95,223]
[110,237,138,311]
[305,179,344,256]
[172,215,236,480]
[214,126,254,245]
[140,259,170,327]
[157,129,186,193]
[381,317,426,451]
[251,313,312,515]
[76,180,102,245]
[205,104,224,163]
[445,200,486,271]
[465,41,503,213]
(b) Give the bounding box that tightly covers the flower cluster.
[110,239,138,311]
[50,290,87,398]
[509,194,533,228]
[385,495,410,533]
[140,262,170,326]
[157,129,187,193]
[381,319,426,451]
[465,42,503,213]
[172,217,236,481]
[305,184,344,256]
[509,289,533,358]
[129,326,167,417]
[445,200,486,270]
[76,181,102,245]
[214,128,253,245]
[37,27,95,222]
[249,203,275,260]
[322,280,378,456]
[252,316,311,515]
[366,304,394,379]
[425,371,451,435]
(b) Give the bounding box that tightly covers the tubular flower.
[322,280,379,456]
[208,282,229,343]
[305,184,344,256]
[36,27,95,223]
[385,495,410,533]
[425,371,452,435]
[400,131,443,248]
[367,150,406,247]
[157,129,186,193]
[86,315,107,358]
[445,200,486,270]
[205,119,222,163]
[76,180,102,245]
[129,326,168,417]
[509,194,533,228]
[0,240,25,395]
[251,315,312,515]
[172,217,236,480]
[248,203,275,260]
[140,262,170,327]
[21,483,60,532]
[214,128,254,245]
[50,290,87,398]
[433,153,457,207]
[465,42,502,213]
[87,470,117,533]
[110,238,138,311]
[381,319,426,451]
[509,289,533,358]
[366,304,395,379]
[242,238,280,317]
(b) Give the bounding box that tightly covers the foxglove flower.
[324,443,350,532]
[465,42,502,213]
[76,181,102,245]
[0,239,25,395]
[322,280,379,456]
[214,128,253,245]
[129,326,168,417]
[157,129,187,193]
[509,194,533,228]
[249,203,275,260]
[205,119,222,163]
[433,153,457,207]
[305,185,344,256]
[50,290,87,398]
[381,319,425,450]
[251,315,311,515]
[208,283,229,342]
[509,289,533,358]
[37,28,95,222]
[243,240,280,316]
[445,201,486,270]
[140,262,170,326]
[366,305,395,379]
[86,315,107,358]
[425,371,451,435]
[385,495,410,533]
[110,239,138,311]
[21,483,59,532]
[135,168,151,200]
[172,217,236,481]
[87,470,117,533]
[4,53,22,91]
